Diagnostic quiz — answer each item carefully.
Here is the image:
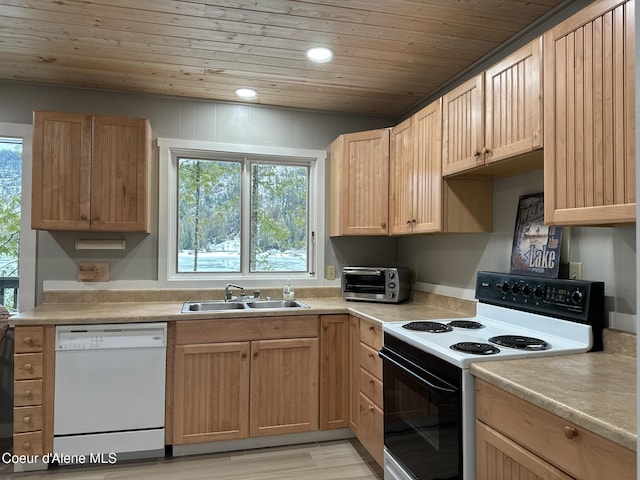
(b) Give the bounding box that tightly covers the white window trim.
[157,138,327,288]
[1,122,36,311]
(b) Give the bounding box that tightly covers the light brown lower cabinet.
[172,316,321,445]
[476,379,636,480]
[319,315,349,430]
[351,318,384,466]
[249,338,319,437]
[13,326,55,457]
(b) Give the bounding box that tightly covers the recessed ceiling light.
[305,47,334,63]
[235,88,257,99]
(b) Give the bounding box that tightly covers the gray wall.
[397,169,637,333]
[0,80,395,293]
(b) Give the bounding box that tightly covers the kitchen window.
[158,138,326,286]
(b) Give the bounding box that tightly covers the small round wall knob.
[563,426,578,439]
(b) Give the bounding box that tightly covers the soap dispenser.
[283,280,295,300]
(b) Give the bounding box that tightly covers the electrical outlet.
[569,262,582,280]
[326,265,336,281]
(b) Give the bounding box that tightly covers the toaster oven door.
[343,268,387,296]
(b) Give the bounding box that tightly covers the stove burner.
[450,342,500,355]
[489,335,550,351]
[448,320,484,329]
[403,321,453,333]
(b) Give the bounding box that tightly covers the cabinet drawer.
[359,343,382,379]
[13,431,43,457]
[14,327,44,353]
[14,406,43,433]
[176,315,319,344]
[358,392,383,466]
[14,353,43,380]
[477,380,636,480]
[360,367,383,408]
[14,380,43,407]
[359,321,382,350]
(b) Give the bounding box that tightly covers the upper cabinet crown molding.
[543,0,635,226]
[31,110,151,233]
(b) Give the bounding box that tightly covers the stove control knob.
[522,284,532,295]
[571,289,583,305]
[388,271,396,280]
[389,282,396,289]
[534,285,544,298]
[511,283,521,294]
[501,282,511,293]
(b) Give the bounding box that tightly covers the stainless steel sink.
[181,301,248,313]
[181,299,309,313]
[245,300,309,309]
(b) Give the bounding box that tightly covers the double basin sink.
[181,299,310,313]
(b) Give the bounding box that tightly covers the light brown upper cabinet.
[442,38,543,176]
[32,111,151,232]
[329,128,390,236]
[390,99,493,235]
[390,100,443,234]
[543,0,635,225]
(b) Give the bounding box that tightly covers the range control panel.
[475,271,604,326]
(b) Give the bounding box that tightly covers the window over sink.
[158,138,326,286]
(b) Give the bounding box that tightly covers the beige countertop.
[470,352,637,452]
[9,292,475,326]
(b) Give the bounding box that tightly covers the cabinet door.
[476,422,574,480]
[91,115,151,232]
[412,98,443,233]
[389,117,414,235]
[485,37,543,164]
[32,111,92,230]
[442,74,484,176]
[543,0,635,225]
[173,342,250,444]
[319,315,349,430]
[348,316,360,434]
[250,338,319,437]
[330,129,390,235]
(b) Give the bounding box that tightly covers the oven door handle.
[379,350,458,396]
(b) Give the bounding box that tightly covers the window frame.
[1,122,36,312]
[158,138,326,287]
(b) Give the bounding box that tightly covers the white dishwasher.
[54,323,167,459]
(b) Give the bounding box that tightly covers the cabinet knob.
[563,426,578,439]
[24,390,32,398]
[474,151,481,158]
[22,442,31,451]
[406,220,412,225]
[241,353,247,359]
[23,416,31,424]
[368,353,374,359]
[23,363,32,371]
[481,147,490,155]
[253,352,259,358]
[369,379,375,386]
[80,215,88,221]
[369,326,375,332]
[368,405,374,412]
[381,222,387,229]
[23,336,33,345]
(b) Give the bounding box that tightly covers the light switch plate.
[568,262,582,280]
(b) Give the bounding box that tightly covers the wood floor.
[1,439,383,480]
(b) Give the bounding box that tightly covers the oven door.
[380,336,462,480]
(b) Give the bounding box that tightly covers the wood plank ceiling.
[0,0,570,116]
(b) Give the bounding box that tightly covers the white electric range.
[380,271,605,480]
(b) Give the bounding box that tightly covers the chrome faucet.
[225,283,246,301]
